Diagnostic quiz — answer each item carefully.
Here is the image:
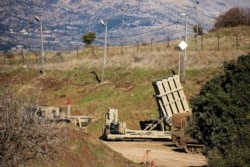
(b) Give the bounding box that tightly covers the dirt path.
[103,141,207,167]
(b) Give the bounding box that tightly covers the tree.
[82,32,96,46]
[0,87,66,167]
[189,53,250,166]
[214,7,249,29]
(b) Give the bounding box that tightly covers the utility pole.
[35,16,44,74]
[195,0,199,51]
[100,20,107,84]
[182,13,188,82]
[26,19,31,61]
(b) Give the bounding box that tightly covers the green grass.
[77,88,112,105]
[186,67,223,78]
[1,25,249,167]
[54,85,76,97]
[94,146,107,158]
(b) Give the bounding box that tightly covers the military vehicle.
[102,75,202,153]
[36,105,93,130]
[171,112,203,153]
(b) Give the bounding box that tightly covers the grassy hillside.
[0,26,249,166]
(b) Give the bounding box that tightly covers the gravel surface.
[103,141,207,167]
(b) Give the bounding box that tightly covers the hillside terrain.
[0,26,250,166]
[1,0,250,50]
[0,57,211,167]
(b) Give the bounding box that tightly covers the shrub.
[0,87,66,167]
[189,53,250,166]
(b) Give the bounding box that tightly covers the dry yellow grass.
[1,26,249,72]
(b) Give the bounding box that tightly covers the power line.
[97,22,180,40]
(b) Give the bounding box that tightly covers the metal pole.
[26,21,30,61]
[101,20,107,83]
[36,16,44,74]
[178,51,180,79]
[67,103,71,116]
[40,19,44,74]
[195,1,199,50]
[183,15,188,82]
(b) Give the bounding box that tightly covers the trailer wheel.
[175,138,183,148]
[102,127,110,141]
[184,144,202,154]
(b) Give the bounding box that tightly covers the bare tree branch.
[0,87,66,167]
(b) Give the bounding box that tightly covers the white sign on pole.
[178,41,188,50]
